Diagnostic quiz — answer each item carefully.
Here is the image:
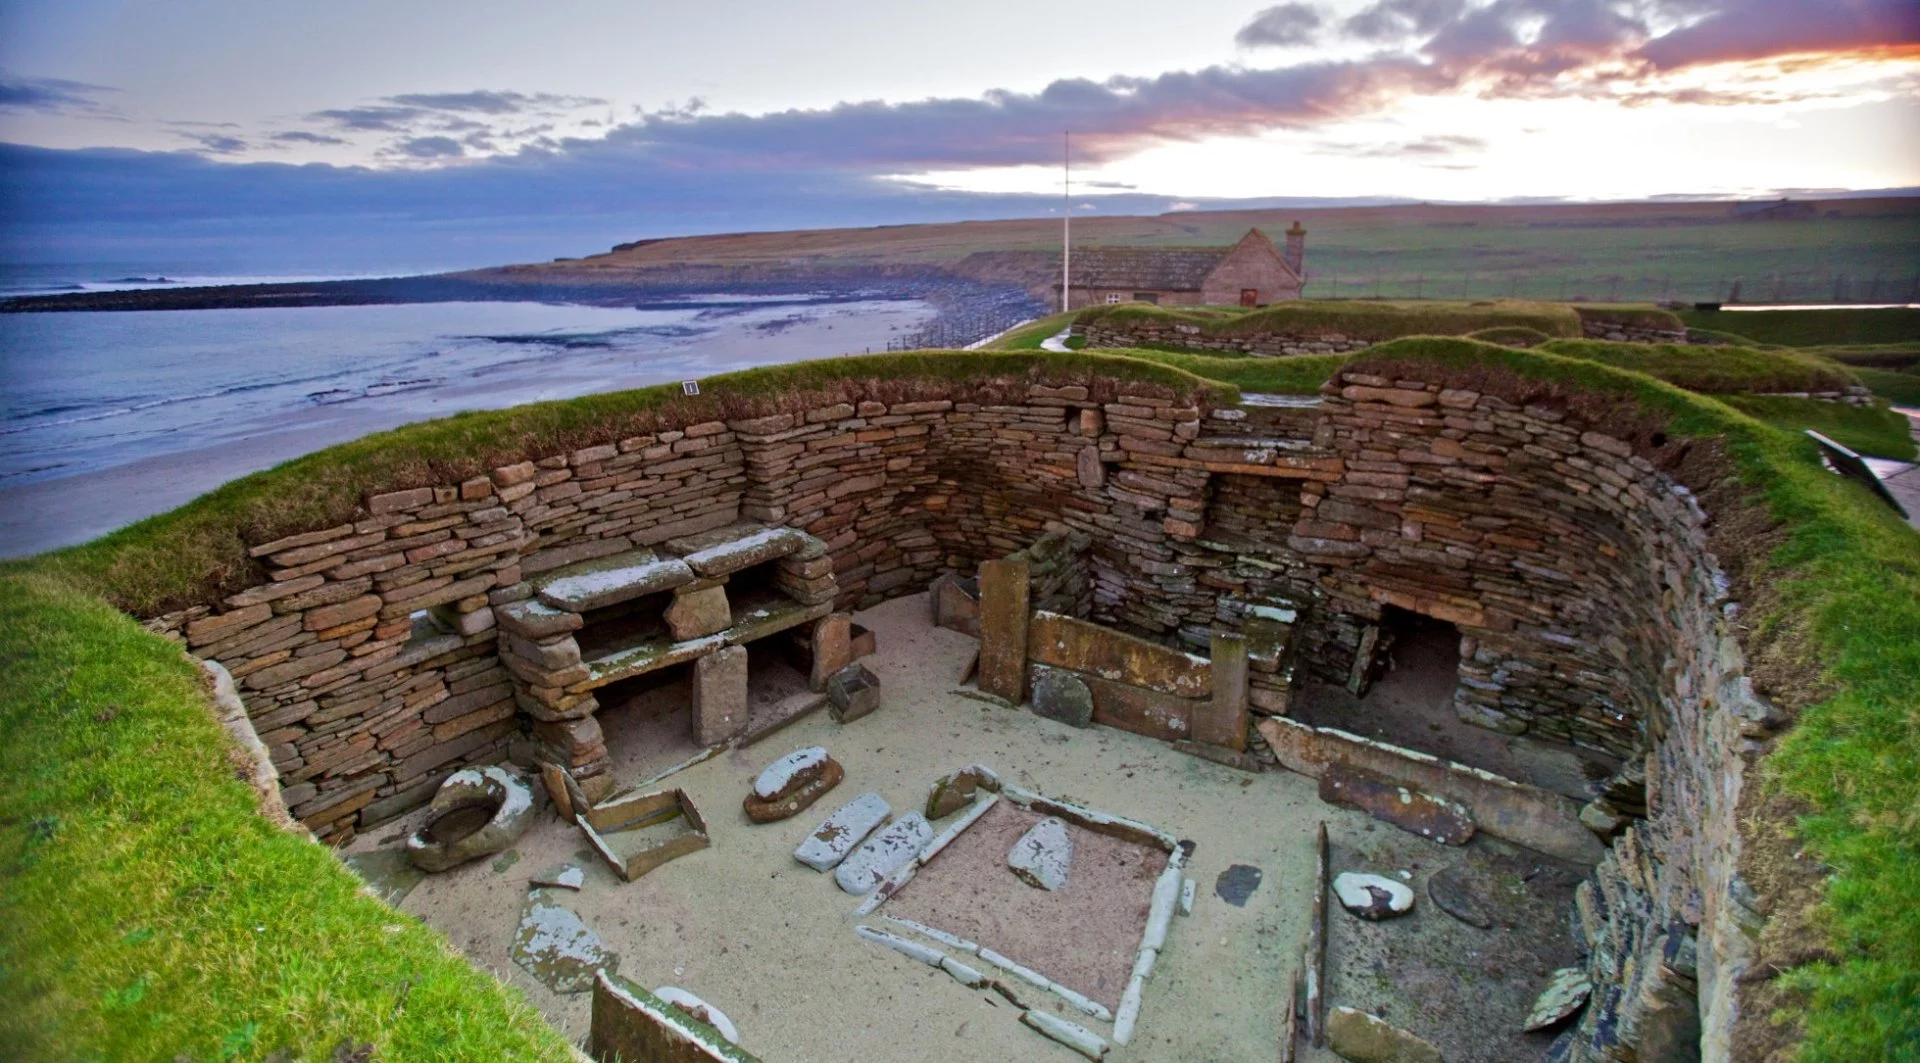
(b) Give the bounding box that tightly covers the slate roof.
[1067,247,1226,291]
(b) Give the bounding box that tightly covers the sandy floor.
[350,592,1388,1062]
[0,301,931,557]
[344,591,1592,1062]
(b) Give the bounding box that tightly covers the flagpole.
[1062,130,1071,313]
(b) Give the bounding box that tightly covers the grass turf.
[0,573,576,1063]
[1849,367,1920,408]
[1676,307,1920,347]
[978,311,1077,350]
[1536,339,1860,394]
[1719,395,1917,460]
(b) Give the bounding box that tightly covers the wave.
[459,323,713,349]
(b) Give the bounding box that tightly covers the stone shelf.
[579,589,828,690]
[534,548,694,613]
[664,521,818,577]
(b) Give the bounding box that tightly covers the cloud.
[310,105,425,132]
[1313,132,1487,160]
[0,73,119,116]
[1635,0,1920,69]
[394,135,464,158]
[270,130,348,145]
[1237,4,1325,47]
[180,133,248,155]
[384,90,607,115]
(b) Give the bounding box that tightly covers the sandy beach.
[0,299,932,557]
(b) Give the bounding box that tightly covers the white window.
[1105,292,1123,304]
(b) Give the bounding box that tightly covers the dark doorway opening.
[595,662,699,782]
[1296,605,1620,797]
[1240,288,1259,307]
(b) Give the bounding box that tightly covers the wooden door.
[1240,288,1258,307]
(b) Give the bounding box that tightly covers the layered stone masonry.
[146,365,1784,1058]
[1579,320,1690,344]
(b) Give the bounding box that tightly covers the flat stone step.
[535,548,695,612]
[1188,435,1319,451]
[1238,393,1323,408]
[795,792,892,871]
[664,522,820,577]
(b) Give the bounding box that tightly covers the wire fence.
[1305,267,1920,306]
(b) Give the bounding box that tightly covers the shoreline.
[0,300,934,558]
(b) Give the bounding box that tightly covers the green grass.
[1537,339,1859,394]
[979,311,1078,349]
[1075,298,1583,342]
[1719,395,1917,460]
[1569,304,1687,331]
[1464,326,1555,347]
[0,573,577,1063]
[1851,367,1920,407]
[1676,307,1920,347]
[1093,347,1349,394]
[10,350,1230,617]
[1346,338,1919,1061]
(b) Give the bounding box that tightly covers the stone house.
[1061,224,1306,310]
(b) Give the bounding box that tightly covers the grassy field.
[1720,395,1917,460]
[1678,307,1920,347]
[1534,339,1859,395]
[980,310,1077,349]
[0,574,577,1063]
[509,197,1920,306]
[1076,298,1584,341]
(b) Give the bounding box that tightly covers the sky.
[1,0,1916,272]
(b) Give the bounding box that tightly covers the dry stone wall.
[1081,320,1373,357]
[145,361,1787,1059]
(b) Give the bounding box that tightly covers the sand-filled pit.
[884,800,1163,1011]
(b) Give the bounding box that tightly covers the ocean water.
[0,297,912,489]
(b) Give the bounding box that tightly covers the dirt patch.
[1325,831,1585,1063]
[885,800,1163,1010]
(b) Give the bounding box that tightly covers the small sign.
[681,380,700,396]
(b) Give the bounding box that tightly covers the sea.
[0,266,927,492]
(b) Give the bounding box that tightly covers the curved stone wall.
[145,363,1778,1061]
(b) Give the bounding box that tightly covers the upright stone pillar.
[1195,631,1250,751]
[809,613,853,692]
[692,645,749,746]
[978,558,1030,704]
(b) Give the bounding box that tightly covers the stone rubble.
[1332,871,1416,920]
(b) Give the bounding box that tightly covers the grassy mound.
[1720,395,1916,460]
[1569,303,1687,332]
[1351,339,1918,1061]
[0,573,576,1063]
[1097,348,1350,394]
[1464,326,1555,347]
[1676,307,1920,347]
[980,311,1077,350]
[13,350,1229,617]
[1850,367,1920,407]
[1075,298,1583,342]
[1537,339,1860,395]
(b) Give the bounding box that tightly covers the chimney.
[1284,221,1307,277]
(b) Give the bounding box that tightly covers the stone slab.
[835,812,934,895]
[665,585,731,641]
[691,645,748,746]
[1319,763,1476,846]
[671,523,812,577]
[1008,816,1074,891]
[536,549,694,612]
[1326,1006,1441,1063]
[1027,611,1211,699]
[977,559,1030,703]
[743,758,844,823]
[493,598,584,639]
[794,791,892,871]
